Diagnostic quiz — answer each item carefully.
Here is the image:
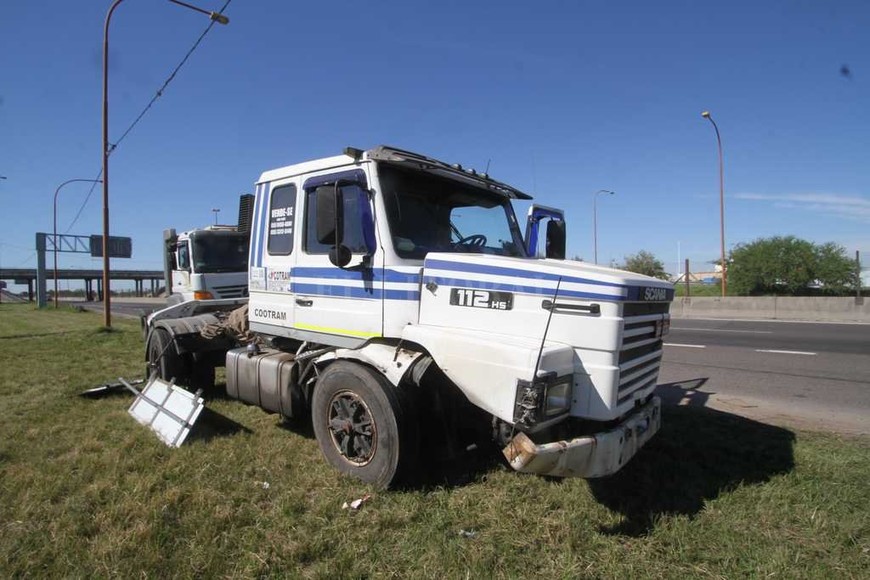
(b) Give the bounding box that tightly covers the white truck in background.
[144,146,673,488]
[163,195,254,305]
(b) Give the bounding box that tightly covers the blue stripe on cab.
[256,183,270,267]
[291,283,419,301]
[291,267,421,284]
[424,259,625,289]
[250,183,264,268]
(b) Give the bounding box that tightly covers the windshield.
[379,164,527,260]
[189,232,249,273]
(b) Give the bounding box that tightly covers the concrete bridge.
[0,268,163,302]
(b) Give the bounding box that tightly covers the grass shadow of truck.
[588,379,796,536]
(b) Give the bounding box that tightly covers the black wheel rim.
[326,390,376,466]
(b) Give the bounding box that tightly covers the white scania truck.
[144,146,673,488]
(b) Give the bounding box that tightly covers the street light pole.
[102,0,228,329]
[593,189,614,265]
[212,208,220,225]
[54,179,102,308]
[701,111,727,297]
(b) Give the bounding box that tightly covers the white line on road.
[664,343,707,348]
[755,349,817,356]
[670,327,773,334]
[675,316,870,326]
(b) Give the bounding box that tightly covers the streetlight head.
[701,111,711,118]
[210,11,229,24]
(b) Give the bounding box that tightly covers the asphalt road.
[70,298,164,320]
[659,318,870,435]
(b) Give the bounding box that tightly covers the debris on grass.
[342,494,372,511]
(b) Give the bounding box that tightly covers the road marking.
[755,349,817,356]
[664,343,706,348]
[676,317,870,326]
[671,327,773,334]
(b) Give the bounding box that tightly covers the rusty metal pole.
[701,111,726,297]
[102,0,126,329]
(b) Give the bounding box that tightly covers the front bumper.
[503,396,661,478]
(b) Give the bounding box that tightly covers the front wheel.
[311,361,416,489]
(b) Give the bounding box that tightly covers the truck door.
[293,170,382,345]
[525,204,566,259]
[248,182,298,331]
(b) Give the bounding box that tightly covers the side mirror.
[545,220,566,260]
[315,185,341,245]
[329,246,352,268]
[316,183,354,268]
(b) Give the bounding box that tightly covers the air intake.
[237,194,255,234]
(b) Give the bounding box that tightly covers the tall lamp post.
[54,179,103,308]
[593,189,614,264]
[701,110,727,297]
[102,0,228,328]
[211,208,220,225]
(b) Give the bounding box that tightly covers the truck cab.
[164,226,250,304]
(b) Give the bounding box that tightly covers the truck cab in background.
[163,194,254,305]
[164,226,250,304]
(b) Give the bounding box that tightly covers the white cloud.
[734,192,870,222]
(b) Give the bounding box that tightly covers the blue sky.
[1,0,868,290]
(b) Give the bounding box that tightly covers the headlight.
[545,380,572,417]
[514,375,573,426]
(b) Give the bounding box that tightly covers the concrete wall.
[671,296,870,323]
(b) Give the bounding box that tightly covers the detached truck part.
[144,146,673,488]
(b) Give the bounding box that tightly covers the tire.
[146,328,189,385]
[311,361,416,489]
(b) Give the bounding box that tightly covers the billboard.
[89,235,132,258]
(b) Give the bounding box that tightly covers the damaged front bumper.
[503,396,661,478]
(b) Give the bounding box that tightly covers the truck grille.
[213,284,248,299]
[617,302,670,406]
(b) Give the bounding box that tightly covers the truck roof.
[256,146,533,200]
[257,153,354,186]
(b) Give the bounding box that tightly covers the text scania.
[254,308,287,321]
[644,287,667,301]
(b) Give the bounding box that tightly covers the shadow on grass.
[188,407,252,443]
[588,379,796,536]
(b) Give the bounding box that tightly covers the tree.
[728,236,855,296]
[620,250,669,280]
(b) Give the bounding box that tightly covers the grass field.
[1,303,868,578]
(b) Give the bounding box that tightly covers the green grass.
[1,303,868,578]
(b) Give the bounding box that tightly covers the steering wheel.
[454,234,487,249]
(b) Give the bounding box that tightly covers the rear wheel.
[146,328,188,385]
[311,361,416,489]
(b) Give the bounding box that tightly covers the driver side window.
[176,243,190,270]
[304,185,369,254]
